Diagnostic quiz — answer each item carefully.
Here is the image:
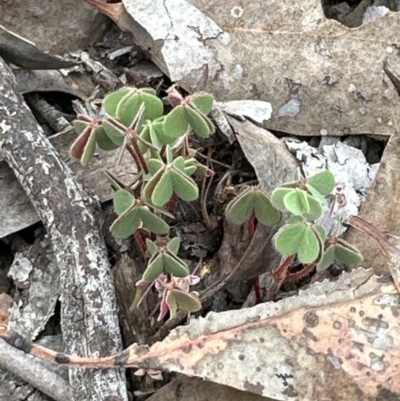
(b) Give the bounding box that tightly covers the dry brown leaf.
[0,293,12,326]
[1,0,108,54]
[346,134,400,276]
[4,268,400,401]
[89,0,400,137]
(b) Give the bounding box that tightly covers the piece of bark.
[345,134,400,275]
[0,58,127,401]
[0,125,137,238]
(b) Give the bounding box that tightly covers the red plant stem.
[253,276,262,304]
[167,193,179,214]
[247,213,262,303]
[126,145,144,172]
[134,230,147,252]
[247,212,256,240]
[286,263,316,281]
[273,255,296,283]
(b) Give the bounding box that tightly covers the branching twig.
[0,57,127,401]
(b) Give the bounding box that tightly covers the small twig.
[0,338,72,401]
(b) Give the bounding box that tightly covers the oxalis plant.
[70,85,215,320]
[225,169,363,284]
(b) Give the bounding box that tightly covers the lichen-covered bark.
[0,58,127,401]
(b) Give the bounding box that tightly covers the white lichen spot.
[320,128,328,136]
[386,45,394,54]
[358,107,366,115]
[377,117,382,123]
[279,99,300,117]
[218,31,231,45]
[0,119,11,134]
[370,357,386,372]
[230,6,244,18]
[36,155,52,175]
[387,120,393,126]
[347,83,357,93]
[232,64,244,79]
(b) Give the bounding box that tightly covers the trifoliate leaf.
[118,92,164,127]
[146,239,158,257]
[172,156,186,172]
[80,128,97,166]
[151,170,173,207]
[166,145,174,164]
[102,119,125,146]
[169,289,201,313]
[148,158,165,176]
[335,243,363,265]
[163,252,189,277]
[163,105,189,138]
[95,126,120,150]
[305,184,326,205]
[271,187,296,211]
[167,237,181,255]
[303,194,324,221]
[273,223,307,256]
[287,215,305,225]
[316,246,335,271]
[186,106,212,138]
[70,125,92,160]
[253,190,282,226]
[190,93,214,115]
[103,87,133,117]
[283,189,309,216]
[307,170,335,196]
[143,254,164,282]
[170,167,199,202]
[313,224,327,242]
[73,120,88,135]
[110,207,141,239]
[166,290,178,319]
[143,168,165,201]
[297,226,320,264]
[139,207,170,235]
[113,189,135,215]
[225,188,254,225]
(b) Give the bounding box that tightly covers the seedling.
[226,169,363,285]
[70,85,215,319]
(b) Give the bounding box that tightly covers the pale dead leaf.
[119,268,400,401]
[91,0,400,137]
[346,134,400,276]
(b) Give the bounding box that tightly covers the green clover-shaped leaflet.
[166,289,201,319]
[317,240,363,271]
[163,93,215,140]
[273,222,321,264]
[110,189,169,239]
[271,187,323,221]
[143,156,198,207]
[142,238,189,281]
[103,87,135,117]
[70,121,98,166]
[225,187,281,227]
[101,118,126,147]
[117,90,164,127]
[306,170,335,197]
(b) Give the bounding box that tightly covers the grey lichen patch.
[333,320,342,330]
